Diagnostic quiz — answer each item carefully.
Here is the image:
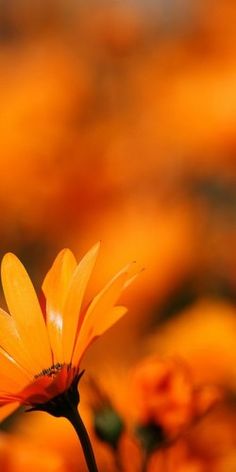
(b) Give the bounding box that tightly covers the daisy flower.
[0,242,138,471]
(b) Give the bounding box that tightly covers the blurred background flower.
[0,0,236,469]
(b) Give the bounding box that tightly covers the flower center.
[34,363,63,379]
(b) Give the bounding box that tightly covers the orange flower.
[0,242,137,419]
[131,356,221,438]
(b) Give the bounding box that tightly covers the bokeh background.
[0,0,236,470]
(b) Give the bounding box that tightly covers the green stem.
[66,405,99,472]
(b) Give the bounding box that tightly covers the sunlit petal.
[0,308,39,376]
[63,242,100,363]
[42,248,77,363]
[1,253,52,371]
[72,263,135,364]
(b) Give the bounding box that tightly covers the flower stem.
[27,371,98,472]
[66,406,99,472]
[141,451,149,472]
[114,449,124,472]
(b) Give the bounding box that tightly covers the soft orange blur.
[0,0,236,470]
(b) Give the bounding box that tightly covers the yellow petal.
[124,266,144,289]
[0,308,38,376]
[42,249,77,315]
[63,242,100,363]
[42,249,77,363]
[72,263,132,365]
[1,253,52,372]
[0,347,30,392]
[93,305,128,336]
[77,306,128,362]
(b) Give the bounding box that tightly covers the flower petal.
[1,253,52,372]
[72,263,134,365]
[42,249,77,363]
[0,347,30,392]
[0,308,38,376]
[78,305,128,362]
[93,305,128,337]
[63,242,100,363]
[17,376,54,405]
[0,402,20,422]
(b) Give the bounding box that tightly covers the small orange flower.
[132,356,221,438]
[132,357,193,436]
[0,242,137,419]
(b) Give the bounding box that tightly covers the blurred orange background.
[0,0,236,470]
